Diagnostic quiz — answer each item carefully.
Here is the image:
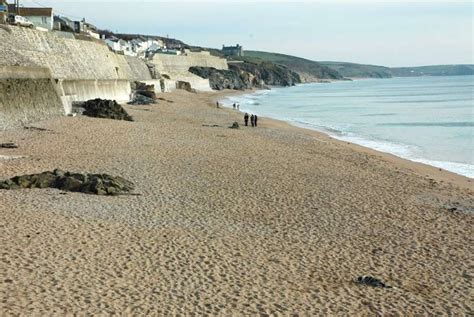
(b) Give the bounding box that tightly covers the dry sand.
[1,90,473,315]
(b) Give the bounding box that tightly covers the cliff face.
[188,67,250,90]
[189,61,301,90]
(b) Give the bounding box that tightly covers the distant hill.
[241,51,344,82]
[320,62,392,78]
[321,62,474,78]
[390,65,474,77]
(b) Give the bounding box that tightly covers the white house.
[104,37,122,52]
[129,38,165,57]
[83,21,100,39]
[9,6,53,30]
[104,37,137,56]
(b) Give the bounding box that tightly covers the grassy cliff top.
[319,61,392,78]
[240,51,344,81]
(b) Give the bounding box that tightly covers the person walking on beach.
[254,114,258,127]
[233,103,236,110]
[237,104,240,111]
[250,114,255,127]
[216,101,220,109]
[244,113,249,126]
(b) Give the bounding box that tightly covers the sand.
[1,90,473,315]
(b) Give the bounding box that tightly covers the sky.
[16,0,474,67]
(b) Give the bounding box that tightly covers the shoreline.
[216,88,472,189]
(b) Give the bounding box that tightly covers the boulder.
[128,94,156,105]
[229,122,240,129]
[0,142,18,149]
[356,276,391,288]
[0,170,135,196]
[82,99,133,121]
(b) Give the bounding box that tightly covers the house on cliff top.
[53,16,85,33]
[7,4,53,30]
[222,44,243,57]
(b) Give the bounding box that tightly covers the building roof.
[8,5,53,16]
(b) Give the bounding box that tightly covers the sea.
[221,75,474,178]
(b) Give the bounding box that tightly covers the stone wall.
[0,26,153,126]
[152,51,228,76]
[151,51,226,92]
[0,26,227,128]
[0,26,152,81]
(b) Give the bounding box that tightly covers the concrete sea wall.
[0,26,152,127]
[0,26,152,81]
[0,66,64,130]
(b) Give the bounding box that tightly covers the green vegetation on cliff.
[239,51,344,82]
[320,62,392,78]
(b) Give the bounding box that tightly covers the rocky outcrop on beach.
[128,82,157,105]
[0,169,135,195]
[80,99,134,121]
[176,81,196,93]
[189,60,301,91]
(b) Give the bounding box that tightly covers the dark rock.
[0,142,18,149]
[131,82,156,99]
[0,171,135,196]
[56,174,84,192]
[23,126,53,132]
[82,99,133,121]
[34,171,58,189]
[356,276,391,288]
[229,122,240,129]
[128,94,156,105]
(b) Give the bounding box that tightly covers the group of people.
[243,113,258,127]
[215,101,259,127]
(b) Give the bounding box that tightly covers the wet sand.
[1,90,473,315]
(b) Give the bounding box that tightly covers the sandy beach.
[1,90,473,315]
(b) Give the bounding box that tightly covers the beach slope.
[1,90,472,315]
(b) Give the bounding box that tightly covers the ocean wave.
[412,159,474,179]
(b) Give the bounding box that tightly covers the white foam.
[411,159,474,178]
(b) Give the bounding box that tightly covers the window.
[42,17,47,24]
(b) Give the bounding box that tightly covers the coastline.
[218,87,472,188]
[1,89,472,315]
